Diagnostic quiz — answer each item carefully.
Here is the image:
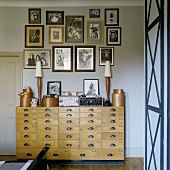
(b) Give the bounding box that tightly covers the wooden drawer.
[59,125,80,132]
[70,149,97,160]
[59,118,79,124]
[58,141,79,149]
[16,140,37,149]
[16,132,36,140]
[80,107,101,113]
[100,107,124,112]
[80,132,101,140]
[102,132,124,140]
[37,112,58,118]
[37,107,59,113]
[80,141,101,149]
[59,107,79,112]
[80,125,101,131]
[16,107,37,115]
[16,149,39,159]
[101,140,124,149]
[37,132,58,140]
[59,112,79,118]
[37,125,58,132]
[80,112,101,117]
[47,149,70,160]
[16,118,36,125]
[38,141,58,149]
[97,149,124,160]
[80,118,101,125]
[102,117,124,124]
[58,133,79,140]
[101,112,124,118]
[37,118,58,125]
[101,125,124,131]
[16,125,36,132]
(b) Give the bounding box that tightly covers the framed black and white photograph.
[106,27,121,46]
[75,46,96,72]
[65,15,84,43]
[83,79,99,96]
[86,20,104,44]
[46,11,64,25]
[99,47,114,66]
[47,81,61,96]
[52,46,73,72]
[89,9,100,18]
[28,8,41,24]
[105,8,119,26]
[23,49,51,69]
[49,26,64,44]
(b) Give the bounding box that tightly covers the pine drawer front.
[70,149,97,160]
[80,107,101,113]
[101,140,124,149]
[102,117,124,124]
[59,118,79,124]
[101,125,124,131]
[16,149,39,159]
[58,141,79,149]
[37,112,58,118]
[16,125,36,132]
[80,118,101,125]
[47,149,70,160]
[80,112,101,117]
[58,133,79,140]
[80,132,101,141]
[59,107,79,113]
[16,140,37,149]
[102,132,124,140]
[37,125,58,132]
[100,107,124,112]
[16,107,37,115]
[101,112,124,118]
[37,118,58,125]
[37,132,58,141]
[37,107,59,113]
[59,112,79,118]
[97,150,124,160]
[16,132,36,140]
[59,125,80,132]
[16,118,36,125]
[80,125,101,132]
[38,141,58,149]
[80,141,101,149]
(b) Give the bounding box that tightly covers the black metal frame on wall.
[145,0,164,170]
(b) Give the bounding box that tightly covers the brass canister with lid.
[112,89,124,107]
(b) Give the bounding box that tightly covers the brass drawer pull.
[107,153,113,157]
[24,120,29,123]
[24,135,29,138]
[110,135,116,138]
[24,114,29,117]
[45,127,51,130]
[88,135,94,138]
[53,153,59,156]
[45,114,50,117]
[66,144,72,147]
[88,144,94,147]
[46,143,51,147]
[67,135,72,138]
[88,127,94,130]
[110,108,116,111]
[24,109,29,112]
[24,143,29,146]
[110,120,116,123]
[88,120,94,123]
[24,127,29,130]
[67,109,72,112]
[88,114,94,117]
[110,143,116,147]
[67,127,72,130]
[45,120,50,123]
[110,113,116,117]
[66,114,72,117]
[27,153,32,156]
[67,120,72,123]
[45,135,50,138]
[110,127,116,130]
[80,153,86,157]
[88,109,94,112]
[45,108,50,112]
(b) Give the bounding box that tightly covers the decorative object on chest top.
[112,89,125,107]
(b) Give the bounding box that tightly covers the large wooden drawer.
[16,118,36,125]
[37,125,58,132]
[80,141,101,149]
[16,149,39,159]
[37,118,58,125]
[101,112,124,117]
[101,140,124,149]
[16,107,37,115]
[58,141,79,149]
[16,125,36,132]
[102,132,124,140]
[59,112,79,118]
[16,140,37,149]
[16,132,37,140]
[100,107,124,112]
[38,141,58,149]
[37,107,59,113]
[80,107,101,113]
[80,125,101,131]
[80,118,101,124]
[47,149,70,160]
[59,125,80,132]
[102,117,124,124]
[37,132,58,140]
[58,133,79,140]
[80,132,101,140]
[80,112,101,117]
[59,107,79,113]
[101,125,124,131]
[59,118,79,124]
[37,112,58,118]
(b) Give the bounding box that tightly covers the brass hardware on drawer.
[110,120,116,123]
[88,109,94,111]
[45,120,50,123]
[88,127,94,130]
[88,114,94,117]
[45,127,51,130]
[24,127,29,130]
[110,113,116,116]
[88,144,94,147]
[88,135,94,138]
[67,109,72,111]
[67,120,72,123]
[45,114,50,117]
[110,127,116,130]
[27,153,32,156]
[45,135,50,138]
[110,108,115,111]
[67,127,72,130]
[66,144,72,147]
[110,143,116,147]
[53,153,59,156]
[24,120,29,123]
[80,154,86,157]
[45,108,50,112]
[24,114,29,117]
[46,143,51,147]
[67,135,72,138]
[88,120,94,123]
[110,135,116,138]
[24,135,29,138]
[24,143,29,146]
[107,153,113,157]
[66,114,72,116]
[24,109,29,112]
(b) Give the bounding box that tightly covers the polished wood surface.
[0,156,143,170]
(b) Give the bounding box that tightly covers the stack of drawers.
[16,106,124,161]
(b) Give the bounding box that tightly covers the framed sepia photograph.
[75,46,96,72]
[49,26,64,44]
[25,25,44,48]
[106,27,121,45]
[99,47,114,66]
[83,79,99,96]
[46,11,64,25]
[105,8,119,26]
[89,9,100,18]
[28,8,41,24]
[23,49,51,69]
[52,46,73,72]
[65,15,84,43]
[47,81,61,96]
[86,20,104,44]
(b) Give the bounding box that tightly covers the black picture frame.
[28,8,41,24]
[89,9,100,18]
[47,81,61,96]
[46,11,64,25]
[105,8,119,26]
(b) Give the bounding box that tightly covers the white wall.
[0,5,144,157]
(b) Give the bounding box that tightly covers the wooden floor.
[0,156,143,170]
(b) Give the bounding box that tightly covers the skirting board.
[125,147,144,157]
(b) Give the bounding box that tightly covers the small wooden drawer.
[59,107,79,113]
[101,140,124,149]
[101,112,124,118]
[16,132,37,140]
[16,118,37,125]
[16,140,37,149]
[80,132,101,140]
[59,118,79,124]
[37,132,58,140]
[37,125,58,132]
[101,125,124,131]
[70,149,97,160]
[80,125,101,132]
[102,132,124,140]
[80,107,101,113]
[16,149,39,159]
[58,133,79,140]
[97,149,124,160]
[38,141,58,149]
[80,112,101,117]
[47,149,70,160]
[100,107,124,112]
[37,112,58,118]
[102,117,124,124]
[59,125,80,132]
[16,107,37,115]
[80,118,101,125]
[58,141,79,149]
[80,141,101,149]
[37,107,59,113]
[16,125,36,132]
[59,112,79,118]
[37,118,58,125]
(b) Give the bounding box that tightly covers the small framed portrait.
[89,9,100,18]
[106,27,121,46]
[86,20,104,44]
[47,81,61,96]
[25,25,44,48]
[23,49,51,69]
[83,79,99,96]
[49,26,64,44]
[75,46,96,72]
[105,8,119,26]
[46,11,64,25]
[99,47,114,66]
[52,46,73,72]
[65,15,84,43]
[28,8,41,24]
